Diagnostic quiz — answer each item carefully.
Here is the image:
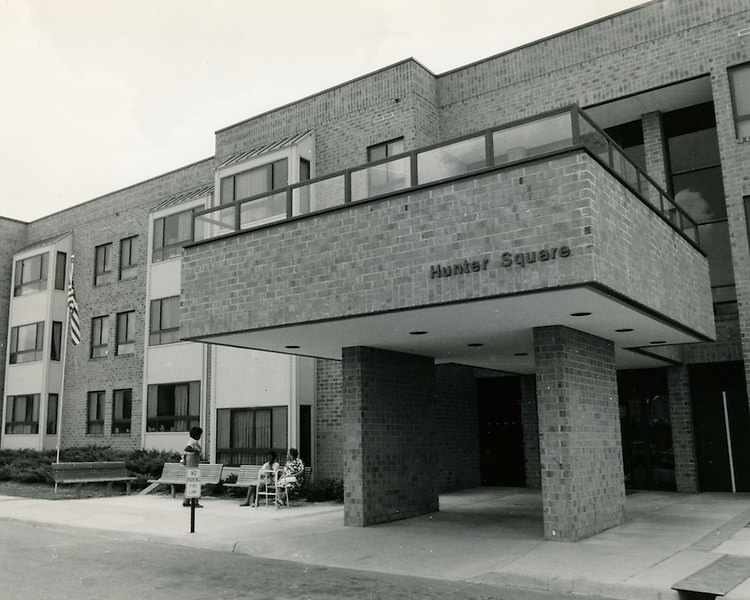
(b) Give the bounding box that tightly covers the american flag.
[67,274,81,345]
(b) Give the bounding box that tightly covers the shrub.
[304,478,344,503]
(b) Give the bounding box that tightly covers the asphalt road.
[0,519,608,600]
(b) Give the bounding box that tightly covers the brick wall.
[534,325,625,541]
[315,358,343,481]
[342,347,438,526]
[434,363,480,492]
[667,364,699,493]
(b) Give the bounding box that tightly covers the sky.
[0,0,645,223]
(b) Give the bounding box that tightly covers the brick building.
[2,0,750,541]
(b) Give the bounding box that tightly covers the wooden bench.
[224,465,262,491]
[51,461,136,498]
[140,463,224,497]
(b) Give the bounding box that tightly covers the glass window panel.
[55,252,67,290]
[493,113,572,164]
[51,321,62,361]
[194,206,236,241]
[673,167,726,222]
[272,158,289,189]
[729,64,750,117]
[668,129,721,173]
[220,176,235,205]
[47,394,58,435]
[699,221,734,288]
[351,156,410,201]
[272,406,288,450]
[737,119,750,139]
[240,191,287,229]
[292,175,346,216]
[216,409,231,448]
[255,410,272,448]
[235,167,269,200]
[418,135,487,184]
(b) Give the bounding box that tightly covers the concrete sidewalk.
[1,487,749,599]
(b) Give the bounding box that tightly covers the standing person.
[239,451,279,507]
[182,426,203,507]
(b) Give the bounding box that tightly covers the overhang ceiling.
[584,76,712,129]
[191,285,709,374]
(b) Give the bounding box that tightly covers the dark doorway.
[477,377,525,486]
[618,369,675,491]
[689,362,750,492]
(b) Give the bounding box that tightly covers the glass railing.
[193,106,700,247]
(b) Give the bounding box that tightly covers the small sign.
[185,468,201,499]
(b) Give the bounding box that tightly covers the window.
[116,311,135,356]
[146,381,200,432]
[13,252,48,296]
[220,158,289,205]
[119,236,138,280]
[367,138,404,162]
[664,102,733,314]
[47,394,58,435]
[153,209,194,262]
[112,389,132,434]
[149,296,179,345]
[91,315,110,358]
[4,394,40,434]
[94,243,112,286]
[87,391,105,434]
[365,138,407,197]
[51,321,62,361]
[729,62,750,139]
[9,322,44,364]
[216,406,288,466]
[604,121,646,171]
[55,252,67,290]
[300,158,311,181]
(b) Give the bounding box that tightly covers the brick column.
[520,375,541,489]
[667,364,699,493]
[642,111,668,189]
[342,347,438,526]
[534,326,625,542]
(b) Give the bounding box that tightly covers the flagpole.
[56,255,77,467]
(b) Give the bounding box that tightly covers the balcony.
[193,106,699,248]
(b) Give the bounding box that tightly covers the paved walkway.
[1,487,750,599]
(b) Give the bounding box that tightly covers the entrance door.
[689,362,750,492]
[477,377,525,486]
[618,369,675,491]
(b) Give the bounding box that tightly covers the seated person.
[276,448,305,503]
[240,451,279,507]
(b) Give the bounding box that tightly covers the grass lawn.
[0,480,133,500]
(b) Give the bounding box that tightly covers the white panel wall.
[149,259,182,299]
[146,343,204,383]
[5,363,45,395]
[214,347,293,408]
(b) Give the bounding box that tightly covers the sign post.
[185,466,201,533]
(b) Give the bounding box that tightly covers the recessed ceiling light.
[570,312,592,317]
[285,345,300,349]
[615,328,634,332]
[649,340,666,345]
[467,343,484,347]
[410,331,428,335]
